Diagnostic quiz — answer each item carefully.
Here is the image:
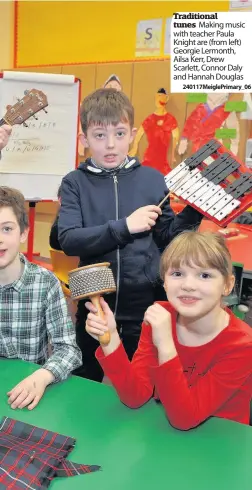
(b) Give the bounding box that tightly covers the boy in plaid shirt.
[0,187,81,410]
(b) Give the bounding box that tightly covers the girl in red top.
[85,231,252,430]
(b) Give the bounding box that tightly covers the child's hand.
[126,205,162,234]
[85,297,117,341]
[7,369,54,410]
[0,125,12,150]
[144,303,173,349]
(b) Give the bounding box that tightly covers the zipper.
[113,174,120,319]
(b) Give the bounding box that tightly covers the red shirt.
[182,103,230,153]
[142,113,178,174]
[96,302,252,429]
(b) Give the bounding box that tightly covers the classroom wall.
[0,0,14,71]
[3,0,247,258]
[15,1,227,67]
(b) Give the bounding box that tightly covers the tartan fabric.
[0,417,100,489]
[0,254,82,381]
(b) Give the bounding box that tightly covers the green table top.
[0,359,252,490]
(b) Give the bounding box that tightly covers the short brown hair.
[160,231,232,282]
[0,187,28,233]
[80,88,134,133]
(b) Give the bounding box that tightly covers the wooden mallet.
[68,262,116,346]
[158,192,170,208]
[158,156,186,208]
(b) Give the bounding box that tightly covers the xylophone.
[164,139,252,227]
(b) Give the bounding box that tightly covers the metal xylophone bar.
[164,139,252,226]
[176,154,238,201]
[213,174,252,221]
[165,139,221,190]
[163,141,223,206]
[197,171,251,213]
[186,156,239,209]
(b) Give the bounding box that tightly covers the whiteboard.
[0,71,80,200]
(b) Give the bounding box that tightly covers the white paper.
[0,72,79,199]
[0,73,78,177]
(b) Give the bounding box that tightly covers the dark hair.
[57,184,62,200]
[0,187,29,233]
[80,88,134,134]
[157,88,167,94]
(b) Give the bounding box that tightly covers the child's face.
[80,122,136,169]
[164,262,234,320]
[0,207,28,271]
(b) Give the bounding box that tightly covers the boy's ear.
[20,227,29,244]
[79,133,89,148]
[130,127,137,144]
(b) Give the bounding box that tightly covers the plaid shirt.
[0,254,82,381]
